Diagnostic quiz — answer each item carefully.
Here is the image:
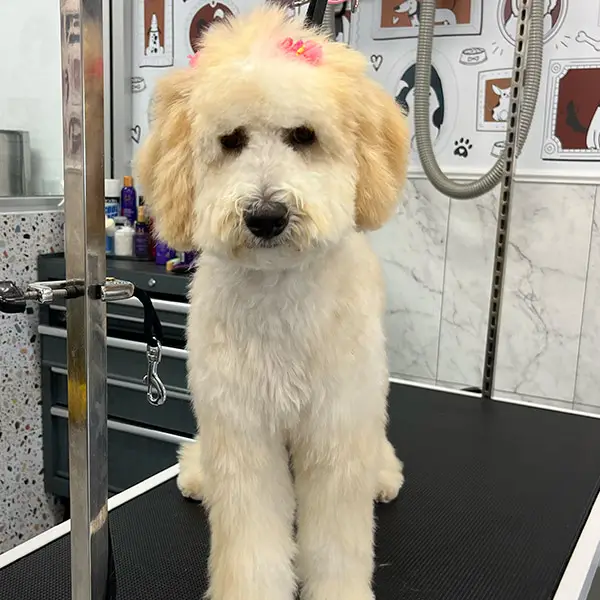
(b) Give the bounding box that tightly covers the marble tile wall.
[370,181,449,382]
[372,180,600,410]
[575,198,600,412]
[0,210,64,553]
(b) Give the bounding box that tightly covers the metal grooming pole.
[481,0,534,400]
[59,0,111,597]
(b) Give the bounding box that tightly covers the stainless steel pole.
[59,0,110,598]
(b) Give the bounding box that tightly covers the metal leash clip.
[144,337,167,406]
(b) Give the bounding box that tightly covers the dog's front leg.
[293,425,378,600]
[201,423,296,600]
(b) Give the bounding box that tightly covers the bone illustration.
[575,31,600,52]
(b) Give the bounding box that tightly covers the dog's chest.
[188,265,338,421]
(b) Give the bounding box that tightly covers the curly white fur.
[138,7,409,600]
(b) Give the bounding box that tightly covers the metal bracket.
[0,277,135,313]
[144,339,167,406]
[0,276,166,407]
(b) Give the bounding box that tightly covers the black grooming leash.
[105,286,165,599]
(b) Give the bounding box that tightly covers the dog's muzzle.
[244,201,289,240]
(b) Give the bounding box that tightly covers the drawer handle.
[51,406,192,445]
[114,297,189,315]
[49,304,186,331]
[50,367,192,401]
[38,325,188,360]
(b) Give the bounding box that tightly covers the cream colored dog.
[137,7,409,600]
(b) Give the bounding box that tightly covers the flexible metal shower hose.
[414,0,544,199]
[322,2,336,37]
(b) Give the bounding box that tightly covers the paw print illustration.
[454,137,473,159]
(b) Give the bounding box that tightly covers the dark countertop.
[38,253,191,298]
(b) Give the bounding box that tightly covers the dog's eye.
[286,126,317,148]
[219,127,248,152]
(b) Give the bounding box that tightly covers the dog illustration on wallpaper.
[542,61,600,160]
[140,0,173,67]
[556,67,600,151]
[392,0,457,26]
[501,0,561,42]
[396,64,445,149]
[188,2,234,52]
[146,14,165,55]
[491,84,510,122]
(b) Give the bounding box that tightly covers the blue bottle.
[121,176,137,225]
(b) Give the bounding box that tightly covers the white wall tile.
[439,183,595,402]
[575,189,600,407]
[370,180,449,381]
[495,183,594,401]
[438,189,499,388]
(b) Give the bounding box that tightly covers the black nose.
[244,202,289,239]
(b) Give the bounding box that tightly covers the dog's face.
[394,0,418,15]
[138,8,409,269]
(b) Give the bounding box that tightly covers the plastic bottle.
[114,219,135,256]
[147,216,157,260]
[155,240,176,265]
[105,217,116,255]
[134,205,150,259]
[104,179,121,219]
[121,176,137,224]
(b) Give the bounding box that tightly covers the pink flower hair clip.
[279,37,323,65]
[188,51,201,67]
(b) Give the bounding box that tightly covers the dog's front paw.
[177,440,205,501]
[376,463,404,503]
[376,439,404,503]
[176,468,204,501]
[302,581,374,600]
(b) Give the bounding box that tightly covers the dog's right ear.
[350,75,409,231]
[136,69,196,251]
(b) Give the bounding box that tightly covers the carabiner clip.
[143,338,167,406]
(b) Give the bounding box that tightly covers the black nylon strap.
[132,287,163,347]
[105,286,163,598]
[105,524,117,599]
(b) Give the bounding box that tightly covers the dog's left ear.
[136,69,196,251]
[351,76,409,231]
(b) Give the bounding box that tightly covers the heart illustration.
[370,54,383,72]
[131,125,141,144]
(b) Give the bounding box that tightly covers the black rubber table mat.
[3,383,600,600]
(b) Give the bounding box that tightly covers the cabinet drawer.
[49,407,191,494]
[47,298,188,341]
[46,366,195,436]
[39,325,188,390]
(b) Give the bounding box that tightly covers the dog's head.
[137,7,408,269]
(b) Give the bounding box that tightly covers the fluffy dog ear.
[352,77,409,231]
[136,69,196,251]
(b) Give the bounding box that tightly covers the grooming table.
[2,382,600,600]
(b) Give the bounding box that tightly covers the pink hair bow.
[279,37,323,65]
[188,51,201,67]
